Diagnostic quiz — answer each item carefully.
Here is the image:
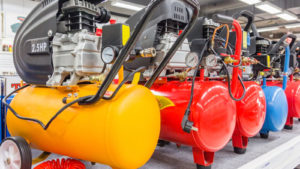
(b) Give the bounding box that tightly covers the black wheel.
[0,136,32,169]
[157,140,170,147]
[284,125,293,130]
[197,164,212,169]
[298,118,300,122]
[260,132,269,139]
[234,147,246,154]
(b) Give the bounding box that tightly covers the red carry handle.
[213,14,243,96]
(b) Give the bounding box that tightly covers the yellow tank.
[7,84,160,169]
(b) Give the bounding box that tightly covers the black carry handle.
[269,34,297,55]
[233,10,254,32]
[144,0,200,88]
[80,0,200,104]
[212,14,234,24]
[291,41,300,53]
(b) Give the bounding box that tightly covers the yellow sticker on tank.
[155,95,175,110]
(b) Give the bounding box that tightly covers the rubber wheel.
[298,118,300,122]
[234,147,246,154]
[197,164,212,169]
[0,136,32,169]
[260,132,269,139]
[284,125,293,130]
[157,140,170,147]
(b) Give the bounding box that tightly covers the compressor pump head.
[14,0,111,86]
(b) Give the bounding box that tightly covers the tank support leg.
[232,130,248,154]
[192,147,214,168]
[284,117,293,130]
[260,130,269,139]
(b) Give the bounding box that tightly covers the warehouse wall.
[0,0,38,47]
[0,0,127,46]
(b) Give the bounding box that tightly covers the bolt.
[48,30,53,37]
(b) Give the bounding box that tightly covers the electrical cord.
[181,40,209,133]
[3,67,146,130]
[221,61,246,101]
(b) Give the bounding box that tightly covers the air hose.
[34,158,85,169]
[2,67,146,130]
[221,61,246,101]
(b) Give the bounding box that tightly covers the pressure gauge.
[204,54,218,67]
[185,52,199,68]
[102,46,118,64]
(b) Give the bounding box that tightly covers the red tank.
[151,80,236,167]
[231,81,266,153]
[221,19,266,154]
[267,79,300,129]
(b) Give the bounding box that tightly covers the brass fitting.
[175,72,188,82]
[242,57,259,65]
[140,48,157,58]
[89,74,106,84]
[224,56,238,64]
[295,68,300,73]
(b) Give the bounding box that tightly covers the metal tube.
[231,20,243,96]
[282,46,290,90]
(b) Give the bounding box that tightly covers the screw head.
[48,30,53,37]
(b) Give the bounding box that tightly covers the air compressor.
[125,11,243,169]
[0,0,200,169]
[125,12,264,168]
[246,33,292,138]
[281,40,300,129]
[263,35,300,130]
[225,11,266,154]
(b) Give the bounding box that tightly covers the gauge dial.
[102,46,118,64]
[205,54,218,67]
[185,52,199,68]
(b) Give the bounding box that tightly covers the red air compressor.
[125,13,241,168]
[228,11,266,154]
[150,15,239,169]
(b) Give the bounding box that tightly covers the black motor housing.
[13,0,58,85]
[13,0,110,85]
[123,0,191,71]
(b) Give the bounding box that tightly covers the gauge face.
[185,52,199,68]
[102,46,117,64]
[205,54,218,67]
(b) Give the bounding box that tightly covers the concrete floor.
[32,119,300,169]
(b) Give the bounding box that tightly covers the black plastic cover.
[13,0,59,85]
[124,0,191,71]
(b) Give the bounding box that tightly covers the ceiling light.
[257,26,280,32]
[111,1,144,11]
[239,0,261,5]
[277,11,298,21]
[285,23,300,29]
[256,2,282,14]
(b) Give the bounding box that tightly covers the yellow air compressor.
[1,0,200,168]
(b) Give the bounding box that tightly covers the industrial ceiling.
[29,0,300,39]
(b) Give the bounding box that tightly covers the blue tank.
[260,86,288,134]
[260,46,290,138]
